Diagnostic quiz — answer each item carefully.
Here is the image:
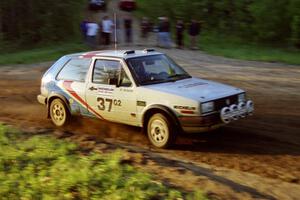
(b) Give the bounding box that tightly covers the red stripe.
[82,51,102,58]
[63,81,104,119]
[180,110,195,114]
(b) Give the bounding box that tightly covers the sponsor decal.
[178,82,207,88]
[97,87,114,95]
[174,105,196,110]
[137,101,146,107]
[121,88,133,92]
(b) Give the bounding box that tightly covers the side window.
[119,68,132,87]
[93,60,132,87]
[57,58,91,82]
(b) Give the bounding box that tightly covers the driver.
[132,61,149,82]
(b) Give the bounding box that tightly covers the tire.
[49,99,70,127]
[147,113,177,148]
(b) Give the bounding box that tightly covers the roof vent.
[143,48,155,53]
[124,50,135,55]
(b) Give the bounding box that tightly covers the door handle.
[89,86,97,91]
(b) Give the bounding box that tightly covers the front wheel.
[147,113,176,148]
[49,99,70,126]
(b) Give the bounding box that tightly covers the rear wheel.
[50,99,70,126]
[147,113,176,148]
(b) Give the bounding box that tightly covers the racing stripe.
[62,81,104,119]
[81,51,103,58]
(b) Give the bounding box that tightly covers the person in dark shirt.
[140,17,151,45]
[158,17,172,48]
[176,20,185,49]
[80,20,88,43]
[189,19,201,49]
[124,15,133,43]
[141,17,150,38]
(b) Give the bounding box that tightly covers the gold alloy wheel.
[50,99,68,126]
[147,113,171,148]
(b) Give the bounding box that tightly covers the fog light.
[246,100,254,115]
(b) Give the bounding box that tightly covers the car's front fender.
[141,104,181,131]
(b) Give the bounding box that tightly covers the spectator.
[140,17,150,39]
[101,16,113,45]
[86,20,99,49]
[80,19,88,43]
[158,17,172,48]
[124,15,133,43]
[189,19,201,50]
[176,20,185,49]
[155,17,163,46]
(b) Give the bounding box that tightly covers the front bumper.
[179,113,224,133]
[179,100,254,133]
[37,94,47,105]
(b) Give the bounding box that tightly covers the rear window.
[57,58,91,82]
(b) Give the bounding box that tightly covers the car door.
[85,58,137,125]
[113,60,138,125]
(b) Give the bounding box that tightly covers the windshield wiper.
[141,78,173,85]
[168,74,191,79]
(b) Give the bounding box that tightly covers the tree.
[0,0,85,47]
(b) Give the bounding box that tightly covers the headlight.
[238,93,246,103]
[201,101,214,113]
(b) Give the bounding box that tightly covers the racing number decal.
[97,97,121,112]
[114,99,121,106]
[97,97,105,110]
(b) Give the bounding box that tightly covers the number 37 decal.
[97,97,121,112]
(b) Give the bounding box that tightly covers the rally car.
[37,49,254,148]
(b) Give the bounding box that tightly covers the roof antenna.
[114,11,117,51]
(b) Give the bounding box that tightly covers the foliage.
[289,0,300,47]
[0,0,86,46]
[135,0,300,47]
[0,124,208,199]
[291,15,300,48]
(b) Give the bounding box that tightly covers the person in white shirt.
[101,16,113,45]
[86,21,99,49]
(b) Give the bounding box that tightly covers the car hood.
[143,77,244,102]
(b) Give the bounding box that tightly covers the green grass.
[198,33,300,65]
[0,124,208,200]
[4,29,297,66]
[0,42,89,65]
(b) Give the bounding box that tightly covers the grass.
[0,42,89,65]
[0,124,208,200]
[3,32,297,66]
[198,33,300,65]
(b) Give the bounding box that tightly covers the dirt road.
[1,47,300,199]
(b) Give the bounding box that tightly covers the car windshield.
[126,54,191,85]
